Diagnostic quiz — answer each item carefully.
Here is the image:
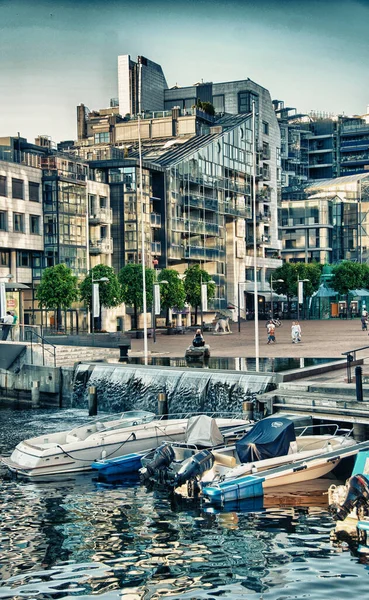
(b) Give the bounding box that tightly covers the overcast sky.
[1,0,368,143]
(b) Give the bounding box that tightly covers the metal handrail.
[341,345,369,383]
[25,328,57,367]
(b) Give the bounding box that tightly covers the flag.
[298,281,304,305]
[201,284,208,313]
[154,284,161,315]
[0,283,6,319]
[92,283,100,318]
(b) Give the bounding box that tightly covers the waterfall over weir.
[72,363,274,414]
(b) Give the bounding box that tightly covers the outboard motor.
[174,449,214,489]
[140,443,175,484]
[330,474,369,521]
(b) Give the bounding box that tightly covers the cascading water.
[72,363,274,414]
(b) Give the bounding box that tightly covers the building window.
[12,178,24,199]
[99,196,107,209]
[0,175,6,196]
[17,251,31,267]
[30,214,40,235]
[29,181,40,202]
[0,251,9,266]
[213,94,225,113]
[263,121,269,135]
[0,210,7,231]
[13,213,24,232]
[238,91,258,114]
[94,132,110,144]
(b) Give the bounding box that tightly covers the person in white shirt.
[291,321,302,343]
[1,312,14,341]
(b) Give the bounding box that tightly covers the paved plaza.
[130,318,369,360]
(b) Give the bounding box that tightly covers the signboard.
[201,284,208,313]
[92,283,100,318]
[298,281,304,305]
[154,284,161,315]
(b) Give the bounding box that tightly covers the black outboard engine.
[174,449,214,489]
[140,443,175,484]
[330,474,369,521]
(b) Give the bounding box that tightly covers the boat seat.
[212,452,237,468]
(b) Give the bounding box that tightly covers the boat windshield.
[119,411,156,424]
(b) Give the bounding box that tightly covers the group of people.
[1,311,17,341]
[265,319,302,344]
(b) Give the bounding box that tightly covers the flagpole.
[252,100,259,372]
[138,60,148,365]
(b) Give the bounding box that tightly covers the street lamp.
[297,276,309,321]
[91,275,109,345]
[200,278,216,333]
[270,276,284,319]
[152,278,168,343]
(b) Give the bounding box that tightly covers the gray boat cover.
[185,415,224,447]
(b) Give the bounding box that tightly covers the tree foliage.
[158,269,186,310]
[79,264,122,309]
[36,264,79,310]
[118,264,156,328]
[183,265,216,310]
[272,262,323,299]
[331,261,369,296]
[196,100,215,116]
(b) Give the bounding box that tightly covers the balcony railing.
[167,244,183,259]
[89,238,113,254]
[89,208,112,224]
[150,213,162,227]
[184,246,225,260]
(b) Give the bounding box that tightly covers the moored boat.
[171,417,357,503]
[0,410,249,479]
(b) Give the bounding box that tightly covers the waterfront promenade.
[131,318,369,360]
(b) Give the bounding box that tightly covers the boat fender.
[140,443,175,483]
[330,474,369,521]
[101,449,107,460]
[251,464,258,473]
[175,449,214,488]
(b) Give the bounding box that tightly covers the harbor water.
[1,406,369,599]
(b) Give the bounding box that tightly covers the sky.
[1,0,368,143]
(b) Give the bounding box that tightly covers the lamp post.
[270,276,284,319]
[91,275,109,346]
[297,276,309,321]
[152,277,168,343]
[237,281,247,333]
[200,278,216,333]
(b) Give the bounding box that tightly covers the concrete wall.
[0,363,74,407]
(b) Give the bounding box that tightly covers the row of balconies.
[171,218,220,236]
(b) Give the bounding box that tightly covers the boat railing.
[295,424,354,454]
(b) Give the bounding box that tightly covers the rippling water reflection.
[1,407,368,599]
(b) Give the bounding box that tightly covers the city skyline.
[1,0,368,143]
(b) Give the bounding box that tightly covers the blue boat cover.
[236,417,296,463]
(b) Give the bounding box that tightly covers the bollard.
[88,386,98,416]
[242,401,254,421]
[31,380,40,408]
[158,392,168,419]
[355,366,363,402]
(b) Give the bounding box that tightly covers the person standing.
[266,320,276,344]
[1,311,14,341]
[291,321,302,343]
[10,311,18,340]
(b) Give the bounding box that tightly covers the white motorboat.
[171,416,357,501]
[0,410,249,479]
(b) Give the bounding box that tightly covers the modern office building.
[118,55,168,117]
[280,173,369,264]
[0,135,113,330]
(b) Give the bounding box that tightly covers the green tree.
[118,264,155,329]
[80,265,122,330]
[196,100,215,116]
[158,268,186,325]
[272,262,322,315]
[331,261,368,317]
[183,265,215,324]
[36,263,79,330]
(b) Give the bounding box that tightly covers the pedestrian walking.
[1,311,14,341]
[361,314,368,331]
[291,321,301,343]
[266,320,276,344]
[10,311,18,340]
